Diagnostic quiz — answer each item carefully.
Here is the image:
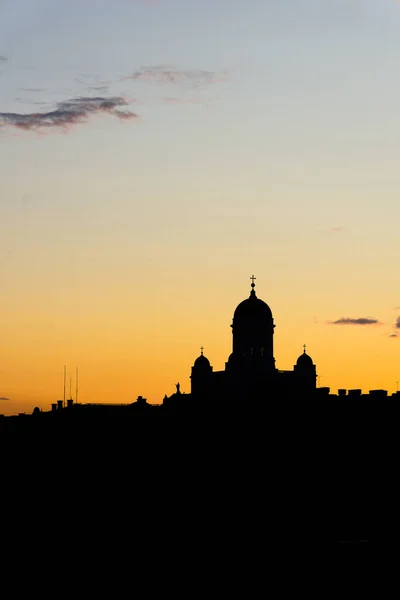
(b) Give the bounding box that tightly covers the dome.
[296,347,313,367]
[194,354,210,367]
[233,287,272,320]
[194,346,211,368]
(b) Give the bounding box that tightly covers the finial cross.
[200,346,204,355]
[250,274,256,287]
[303,344,307,354]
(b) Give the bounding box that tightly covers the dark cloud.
[0,96,137,132]
[123,66,229,86]
[395,317,400,329]
[389,334,398,338]
[329,317,382,325]
[0,397,10,401]
[0,55,8,62]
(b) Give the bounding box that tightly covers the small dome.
[234,287,272,321]
[296,347,313,367]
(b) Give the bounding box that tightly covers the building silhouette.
[189,276,317,402]
[1,275,398,419]
[161,277,318,408]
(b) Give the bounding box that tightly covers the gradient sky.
[1,0,400,415]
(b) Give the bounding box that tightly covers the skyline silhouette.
[1,275,398,417]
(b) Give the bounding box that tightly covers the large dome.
[234,287,273,320]
[296,347,313,367]
[194,354,210,367]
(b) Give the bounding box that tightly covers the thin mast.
[63,365,66,407]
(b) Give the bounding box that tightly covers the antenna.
[70,376,72,400]
[63,365,66,407]
[76,367,79,405]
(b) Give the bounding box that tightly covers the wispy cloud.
[0,96,137,133]
[328,317,383,325]
[123,66,229,87]
[389,333,398,338]
[0,55,8,62]
[1,64,229,137]
[87,85,109,93]
[162,95,216,106]
[395,317,400,329]
[318,226,346,234]
[15,98,50,107]
[0,397,10,401]
[74,76,110,95]
[163,96,200,104]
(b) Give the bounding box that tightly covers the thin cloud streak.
[0,397,11,401]
[123,66,229,87]
[318,226,346,234]
[74,76,111,94]
[0,96,137,133]
[328,317,383,325]
[87,85,109,93]
[395,317,400,329]
[162,96,212,105]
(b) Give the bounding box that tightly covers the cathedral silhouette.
[164,276,317,406]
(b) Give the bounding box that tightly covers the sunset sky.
[1,0,400,415]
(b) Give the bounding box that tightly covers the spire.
[200,345,204,355]
[250,274,256,297]
[303,344,307,354]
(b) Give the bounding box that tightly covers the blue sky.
[1,0,400,411]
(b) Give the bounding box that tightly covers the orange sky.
[1,274,399,416]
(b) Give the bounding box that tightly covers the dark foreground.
[2,398,379,553]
